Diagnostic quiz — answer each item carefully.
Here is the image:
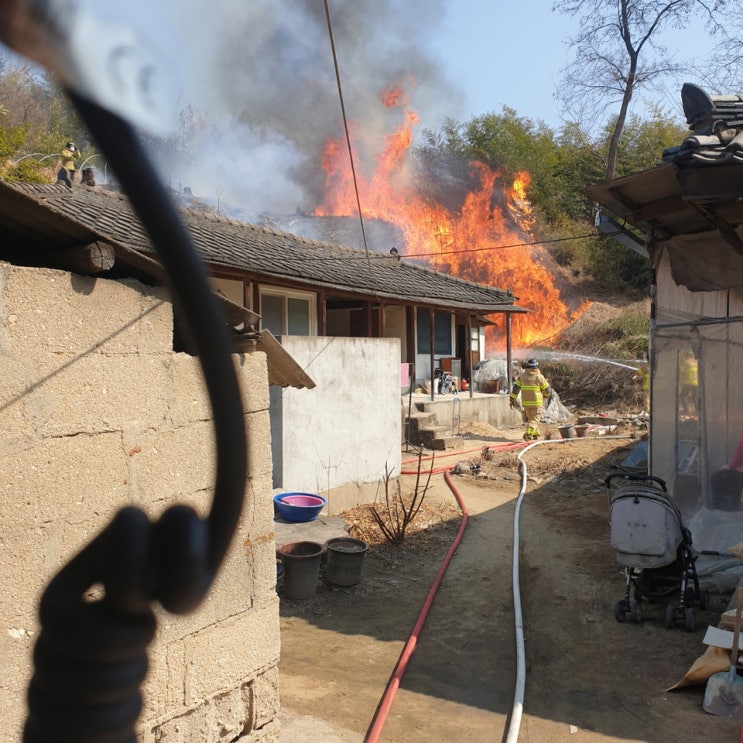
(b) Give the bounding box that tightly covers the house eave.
[587,160,743,291]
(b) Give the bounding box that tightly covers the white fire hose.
[506,435,632,743]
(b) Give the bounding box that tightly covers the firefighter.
[59,141,80,184]
[632,359,650,414]
[679,350,698,418]
[509,358,552,441]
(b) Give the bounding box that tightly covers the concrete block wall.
[0,263,279,742]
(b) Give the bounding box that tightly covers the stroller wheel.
[684,607,695,632]
[698,589,710,610]
[665,604,676,629]
[613,600,628,622]
[629,601,642,624]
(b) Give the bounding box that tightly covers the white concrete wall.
[421,392,522,431]
[0,263,279,742]
[270,336,401,513]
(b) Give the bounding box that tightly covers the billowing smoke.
[148,0,461,220]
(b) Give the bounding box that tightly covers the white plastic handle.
[0,1,177,135]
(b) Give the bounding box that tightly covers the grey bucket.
[277,541,324,599]
[324,537,369,587]
[558,424,576,439]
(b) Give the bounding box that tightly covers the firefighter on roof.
[510,358,552,441]
[59,141,80,185]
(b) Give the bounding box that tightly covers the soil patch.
[278,435,741,742]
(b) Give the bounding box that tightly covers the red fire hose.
[400,441,527,475]
[364,468,468,743]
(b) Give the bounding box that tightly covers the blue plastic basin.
[274,492,327,522]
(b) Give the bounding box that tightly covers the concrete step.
[402,404,463,449]
[416,424,450,443]
[403,412,438,441]
[425,434,465,451]
[415,424,463,451]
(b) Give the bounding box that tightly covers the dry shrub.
[538,299,649,410]
[542,359,642,410]
[557,302,649,359]
[371,452,435,545]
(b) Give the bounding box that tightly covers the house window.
[416,308,452,355]
[260,289,315,336]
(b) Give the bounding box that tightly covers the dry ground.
[277,419,742,742]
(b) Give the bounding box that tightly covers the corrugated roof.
[0,180,525,314]
[586,157,743,291]
[586,161,743,241]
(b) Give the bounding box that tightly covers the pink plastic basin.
[281,495,325,507]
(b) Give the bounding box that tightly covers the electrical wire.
[405,230,621,260]
[323,0,370,262]
[69,92,247,584]
[255,229,622,263]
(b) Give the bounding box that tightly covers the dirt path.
[277,436,741,742]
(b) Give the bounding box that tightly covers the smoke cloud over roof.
[151,0,461,219]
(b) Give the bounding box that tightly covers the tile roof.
[0,180,524,314]
[586,84,743,292]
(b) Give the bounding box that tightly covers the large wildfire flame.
[314,84,582,350]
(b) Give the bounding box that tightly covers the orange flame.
[315,88,583,350]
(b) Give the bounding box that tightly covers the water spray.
[515,348,640,372]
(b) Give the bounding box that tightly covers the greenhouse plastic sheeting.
[650,298,743,585]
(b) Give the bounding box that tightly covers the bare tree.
[554,0,726,180]
[705,16,743,91]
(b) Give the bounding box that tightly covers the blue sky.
[425,1,719,131]
[425,2,577,128]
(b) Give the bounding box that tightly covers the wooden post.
[317,290,327,336]
[42,240,116,274]
[466,314,474,398]
[429,308,435,401]
[406,306,416,387]
[506,313,513,395]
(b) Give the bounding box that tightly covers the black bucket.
[324,537,369,587]
[277,541,325,599]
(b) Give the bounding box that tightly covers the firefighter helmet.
[525,358,539,369]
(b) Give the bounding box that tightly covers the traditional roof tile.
[0,180,524,313]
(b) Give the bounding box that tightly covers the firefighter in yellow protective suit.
[679,351,698,418]
[632,361,650,413]
[509,358,552,441]
[59,141,80,184]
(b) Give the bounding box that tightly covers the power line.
[280,229,619,261]
[323,0,370,262]
[403,230,619,259]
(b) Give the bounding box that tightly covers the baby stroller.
[605,470,708,631]
[434,367,456,394]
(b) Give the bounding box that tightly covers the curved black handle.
[605,470,666,491]
[24,93,247,741]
